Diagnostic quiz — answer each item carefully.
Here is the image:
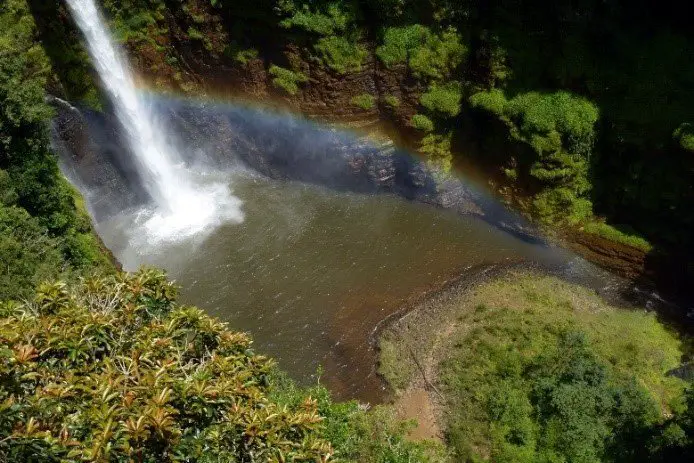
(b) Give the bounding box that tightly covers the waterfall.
[65,0,242,243]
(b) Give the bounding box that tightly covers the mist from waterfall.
[65,0,242,244]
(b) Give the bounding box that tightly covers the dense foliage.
[0,270,333,461]
[470,90,598,222]
[380,273,693,462]
[0,0,111,301]
[0,270,444,462]
[438,275,692,462]
[376,25,465,81]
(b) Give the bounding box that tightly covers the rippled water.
[96,171,582,401]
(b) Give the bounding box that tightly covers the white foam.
[65,0,242,244]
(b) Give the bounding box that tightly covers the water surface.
[98,172,572,401]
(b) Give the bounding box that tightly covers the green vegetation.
[277,1,353,36]
[582,221,653,252]
[376,25,466,80]
[271,374,447,462]
[0,0,111,301]
[351,93,375,110]
[278,0,366,74]
[420,133,453,172]
[421,83,462,118]
[673,123,694,151]
[0,270,333,461]
[471,90,599,223]
[224,44,259,66]
[269,64,308,95]
[410,114,434,132]
[384,94,400,108]
[314,35,367,74]
[0,270,443,462]
[379,273,694,462]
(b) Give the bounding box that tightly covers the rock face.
[49,97,151,221]
[188,51,424,130]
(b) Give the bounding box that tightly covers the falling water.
[65,0,242,243]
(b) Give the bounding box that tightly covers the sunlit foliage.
[439,274,691,462]
[0,0,111,301]
[269,64,308,95]
[350,93,375,110]
[411,114,434,132]
[0,269,334,461]
[470,89,599,223]
[376,25,466,80]
[420,82,462,118]
[0,270,444,462]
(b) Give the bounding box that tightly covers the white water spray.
[65,0,242,244]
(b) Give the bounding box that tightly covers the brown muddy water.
[94,172,607,403]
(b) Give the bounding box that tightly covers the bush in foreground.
[0,269,443,462]
[0,269,332,462]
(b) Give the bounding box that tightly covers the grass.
[384,95,400,107]
[351,93,375,110]
[441,274,685,460]
[582,221,653,252]
[462,274,684,408]
[269,65,308,95]
[411,114,435,132]
[378,272,687,460]
[314,36,367,74]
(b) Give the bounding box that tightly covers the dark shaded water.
[55,98,630,402]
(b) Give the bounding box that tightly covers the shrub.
[377,25,466,80]
[470,89,600,223]
[384,94,400,107]
[420,132,453,172]
[223,43,258,66]
[314,35,367,74]
[276,0,366,74]
[0,270,334,461]
[533,187,593,224]
[269,64,308,95]
[673,122,694,151]
[420,82,462,117]
[186,26,204,40]
[0,271,444,462]
[351,93,375,110]
[469,88,507,116]
[411,114,435,132]
[278,1,353,36]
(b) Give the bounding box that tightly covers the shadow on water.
[51,95,671,402]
